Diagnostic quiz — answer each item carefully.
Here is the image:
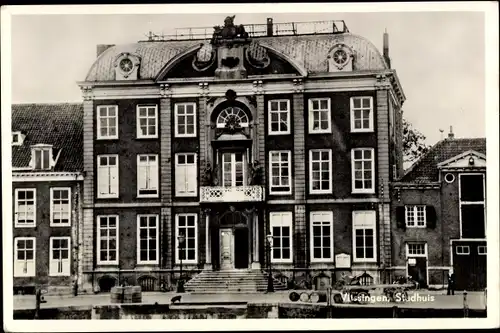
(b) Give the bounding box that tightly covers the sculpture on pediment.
[212,15,249,44]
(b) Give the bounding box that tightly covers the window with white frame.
[97,105,118,139]
[310,211,333,262]
[309,149,332,194]
[50,188,71,226]
[175,153,197,197]
[97,155,119,198]
[456,245,470,255]
[351,148,375,193]
[32,147,52,170]
[350,97,374,132]
[49,237,71,276]
[405,205,426,227]
[175,103,196,137]
[137,215,159,264]
[308,98,331,133]
[352,211,377,262]
[15,189,36,227]
[175,214,198,264]
[268,100,290,135]
[137,154,159,197]
[97,215,119,265]
[137,105,158,138]
[269,151,292,195]
[478,245,486,255]
[407,243,426,256]
[14,237,35,277]
[270,212,293,263]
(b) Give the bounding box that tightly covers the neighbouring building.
[77,16,405,293]
[12,103,84,294]
[391,130,486,290]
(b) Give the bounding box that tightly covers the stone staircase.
[184,269,288,293]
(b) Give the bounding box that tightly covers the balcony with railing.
[200,185,264,203]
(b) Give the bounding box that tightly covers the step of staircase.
[184,269,287,293]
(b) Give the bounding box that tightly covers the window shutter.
[14,261,24,276]
[49,259,58,275]
[110,164,119,195]
[150,162,159,191]
[35,150,42,169]
[43,150,50,169]
[176,165,187,194]
[98,166,108,195]
[137,162,146,190]
[62,258,71,275]
[186,163,197,194]
[426,206,437,229]
[396,206,406,230]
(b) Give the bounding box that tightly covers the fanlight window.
[216,107,249,128]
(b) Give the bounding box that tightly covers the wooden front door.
[220,228,234,270]
[453,241,487,291]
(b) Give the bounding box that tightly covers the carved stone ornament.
[113,52,141,80]
[81,86,94,101]
[192,43,217,72]
[245,42,270,69]
[327,44,354,72]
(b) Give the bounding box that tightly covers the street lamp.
[177,234,186,293]
[266,233,274,293]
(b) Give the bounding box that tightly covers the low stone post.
[463,290,469,318]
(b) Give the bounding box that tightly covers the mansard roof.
[85,33,388,82]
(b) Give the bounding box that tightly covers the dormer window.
[31,145,53,170]
[12,131,24,146]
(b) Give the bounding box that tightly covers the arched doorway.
[98,275,117,293]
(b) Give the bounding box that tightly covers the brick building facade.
[75,18,406,292]
[391,133,486,290]
[12,104,84,294]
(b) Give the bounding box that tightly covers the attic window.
[12,132,23,146]
[32,146,53,170]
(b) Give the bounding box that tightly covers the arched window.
[216,107,249,128]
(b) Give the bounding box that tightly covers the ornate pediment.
[437,150,486,169]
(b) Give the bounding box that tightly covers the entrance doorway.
[234,228,249,269]
[452,241,487,291]
[219,227,249,270]
[406,243,428,288]
[220,228,233,270]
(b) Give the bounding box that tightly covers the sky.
[6,4,492,146]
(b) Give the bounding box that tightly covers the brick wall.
[293,94,306,202]
[160,97,172,204]
[13,181,80,287]
[376,89,391,268]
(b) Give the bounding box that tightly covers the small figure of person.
[447,268,456,295]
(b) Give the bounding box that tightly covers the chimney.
[96,44,115,58]
[448,126,455,139]
[383,29,391,68]
[267,18,274,37]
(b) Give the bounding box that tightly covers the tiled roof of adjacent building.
[11,103,83,172]
[85,33,388,81]
[401,138,486,183]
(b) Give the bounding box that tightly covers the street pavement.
[12,290,487,311]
